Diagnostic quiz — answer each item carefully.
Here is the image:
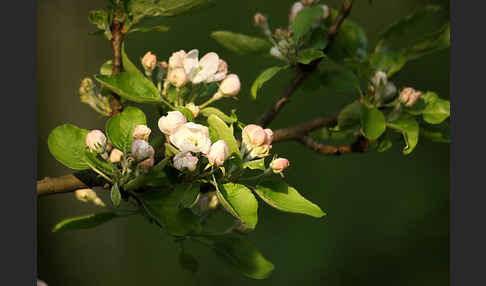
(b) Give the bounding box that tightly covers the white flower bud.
[141,51,157,75]
[214,74,241,99]
[173,151,199,172]
[85,130,107,153]
[168,50,187,70]
[371,71,388,87]
[93,197,105,207]
[75,188,97,203]
[169,122,212,154]
[131,139,155,161]
[254,13,266,27]
[270,46,285,60]
[270,158,290,173]
[133,125,151,141]
[242,124,267,146]
[185,103,200,118]
[109,148,123,163]
[158,111,187,135]
[167,67,188,87]
[207,140,230,166]
[290,2,304,22]
[320,4,330,19]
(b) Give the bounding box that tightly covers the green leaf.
[242,158,265,171]
[100,60,113,76]
[121,43,143,76]
[338,100,361,129]
[254,180,325,218]
[369,51,407,77]
[207,115,240,158]
[141,188,202,236]
[210,31,272,55]
[376,131,393,152]
[111,183,121,207]
[175,106,195,122]
[200,107,237,123]
[52,212,118,232]
[387,118,420,155]
[106,106,147,153]
[311,127,358,146]
[95,72,161,103]
[47,124,90,170]
[200,236,274,279]
[84,150,113,175]
[128,25,170,33]
[251,66,288,99]
[129,0,213,20]
[313,59,361,95]
[298,49,326,64]
[327,15,368,61]
[88,9,111,39]
[179,251,199,273]
[291,7,322,39]
[215,183,258,230]
[360,106,387,140]
[180,183,201,208]
[420,120,450,143]
[421,92,450,124]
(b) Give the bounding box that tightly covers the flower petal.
[183,49,199,78]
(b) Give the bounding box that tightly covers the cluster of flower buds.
[141,51,157,77]
[75,188,105,207]
[158,111,232,171]
[79,78,112,116]
[241,124,273,159]
[399,87,422,107]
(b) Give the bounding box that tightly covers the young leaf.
[210,31,272,55]
[52,212,118,232]
[242,158,265,171]
[129,0,213,20]
[291,7,323,39]
[215,183,258,230]
[327,16,368,61]
[254,180,325,218]
[121,43,143,76]
[207,115,240,157]
[175,106,195,122]
[387,118,420,155]
[106,106,147,153]
[420,120,450,143]
[100,60,113,76]
[338,100,361,129]
[199,236,274,279]
[360,106,386,140]
[95,72,161,103]
[200,107,237,123]
[111,183,121,207]
[298,49,326,64]
[369,51,407,77]
[251,66,288,99]
[84,150,113,175]
[180,183,201,209]
[314,59,361,96]
[47,124,90,170]
[127,25,170,33]
[421,92,450,124]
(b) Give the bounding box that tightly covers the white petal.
[199,52,219,77]
[183,49,199,78]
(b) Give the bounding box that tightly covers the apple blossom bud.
[400,88,422,107]
[158,111,187,135]
[141,51,157,76]
[131,139,155,161]
[301,0,315,6]
[109,148,123,163]
[289,2,304,22]
[207,140,230,166]
[37,280,48,286]
[270,158,290,173]
[138,156,155,169]
[254,13,266,27]
[85,130,107,153]
[263,128,273,145]
[75,188,97,203]
[133,125,151,141]
[167,67,188,87]
[320,4,330,19]
[160,61,168,69]
[270,46,285,60]
[185,103,200,118]
[93,197,105,207]
[214,74,240,99]
[242,124,267,146]
[168,50,187,70]
[173,152,199,172]
[371,71,388,87]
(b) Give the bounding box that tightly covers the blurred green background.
[37,0,449,285]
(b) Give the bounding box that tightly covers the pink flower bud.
[254,13,266,27]
[242,124,267,146]
[207,140,230,166]
[133,125,151,141]
[185,103,200,118]
[173,151,199,172]
[399,87,421,106]
[138,156,155,169]
[37,280,48,286]
[75,188,97,202]
[131,139,155,161]
[290,2,304,22]
[168,50,187,70]
[160,61,168,69]
[109,148,123,163]
[218,74,241,96]
[85,130,107,153]
[270,158,290,173]
[263,128,273,145]
[158,111,187,135]
[167,67,188,87]
[141,52,157,74]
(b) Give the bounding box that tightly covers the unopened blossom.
[263,128,273,145]
[270,158,290,173]
[138,156,155,169]
[185,102,200,118]
[213,74,241,100]
[167,67,188,87]
[75,189,97,203]
[168,50,187,70]
[289,2,304,22]
[270,46,285,60]
[131,139,155,161]
[173,151,199,172]
[207,140,230,166]
[141,51,157,76]
[371,71,388,88]
[93,197,106,207]
[206,59,228,83]
[170,122,212,154]
[320,4,330,19]
[158,111,187,135]
[242,124,273,158]
[400,87,422,107]
[109,148,123,163]
[85,130,107,153]
[133,125,151,141]
[183,49,220,84]
[37,280,48,286]
[254,13,266,27]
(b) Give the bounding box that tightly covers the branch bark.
[299,134,369,156]
[109,17,123,116]
[272,113,338,142]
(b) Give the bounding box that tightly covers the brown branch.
[256,0,354,128]
[273,113,338,142]
[299,134,369,156]
[37,175,88,197]
[109,17,123,116]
